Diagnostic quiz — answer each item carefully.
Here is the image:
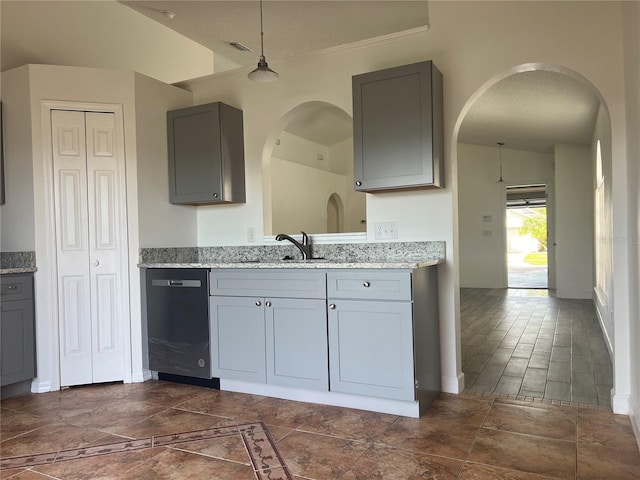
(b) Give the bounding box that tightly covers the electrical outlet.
[247,227,256,242]
[375,221,398,240]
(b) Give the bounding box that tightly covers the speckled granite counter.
[0,252,37,275]
[139,241,445,269]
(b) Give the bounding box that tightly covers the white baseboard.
[611,391,631,415]
[30,379,52,393]
[441,373,464,394]
[220,379,420,418]
[130,370,152,383]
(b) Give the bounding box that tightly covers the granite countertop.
[0,252,37,275]
[0,267,38,275]
[138,258,443,270]
[138,241,446,270]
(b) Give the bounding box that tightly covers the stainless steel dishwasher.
[145,268,211,379]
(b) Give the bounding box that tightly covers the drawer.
[0,275,33,301]
[327,270,411,301]
[210,269,326,299]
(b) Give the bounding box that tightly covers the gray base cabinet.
[167,102,245,205]
[328,299,414,400]
[1,274,36,387]
[266,298,328,390]
[210,296,266,383]
[352,61,444,192]
[209,270,328,390]
[327,269,440,411]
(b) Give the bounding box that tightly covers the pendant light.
[496,142,506,183]
[248,0,279,82]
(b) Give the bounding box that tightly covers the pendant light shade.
[248,0,278,82]
[496,142,506,183]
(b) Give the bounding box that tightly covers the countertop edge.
[137,259,444,269]
[0,268,38,275]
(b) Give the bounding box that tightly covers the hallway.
[461,288,612,407]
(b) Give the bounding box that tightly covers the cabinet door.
[328,300,415,401]
[168,102,245,205]
[265,298,328,390]
[352,61,443,192]
[1,299,36,386]
[210,296,266,383]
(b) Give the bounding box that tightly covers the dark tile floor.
[461,288,614,406]
[1,380,639,479]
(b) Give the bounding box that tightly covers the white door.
[52,110,127,386]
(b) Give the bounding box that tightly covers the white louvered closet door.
[52,110,126,386]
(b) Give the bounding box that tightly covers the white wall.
[271,157,347,235]
[458,144,554,288]
[622,0,640,445]
[555,145,594,299]
[134,74,197,247]
[1,0,214,84]
[184,1,629,396]
[0,67,35,251]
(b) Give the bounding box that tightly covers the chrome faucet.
[275,231,311,260]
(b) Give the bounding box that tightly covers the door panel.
[53,110,93,386]
[86,112,125,383]
[52,109,126,386]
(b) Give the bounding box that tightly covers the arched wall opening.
[452,63,614,404]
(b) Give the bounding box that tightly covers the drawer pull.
[329,304,336,309]
[266,301,272,307]
[7,285,17,290]
[255,301,262,307]
[363,281,371,288]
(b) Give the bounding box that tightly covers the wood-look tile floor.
[1,380,639,479]
[461,288,614,406]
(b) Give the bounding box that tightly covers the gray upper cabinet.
[352,61,444,192]
[167,102,246,205]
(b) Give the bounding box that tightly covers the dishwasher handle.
[151,279,202,288]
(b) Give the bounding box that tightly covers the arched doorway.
[453,64,614,406]
[326,192,344,233]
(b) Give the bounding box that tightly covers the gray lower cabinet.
[266,298,328,390]
[209,270,328,390]
[210,296,266,383]
[167,102,245,205]
[328,299,415,401]
[1,274,36,386]
[327,269,440,410]
[352,61,444,192]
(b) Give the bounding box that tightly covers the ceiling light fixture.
[248,0,278,82]
[496,142,506,183]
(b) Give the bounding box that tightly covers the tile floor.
[1,380,639,479]
[461,288,613,406]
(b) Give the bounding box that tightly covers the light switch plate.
[375,221,398,240]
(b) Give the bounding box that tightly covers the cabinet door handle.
[363,281,370,288]
[329,304,336,309]
[266,301,272,307]
[255,300,262,306]
[213,192,219,198]
[91,259,100,267]
[355,181,362,186]
[7,285,16,290]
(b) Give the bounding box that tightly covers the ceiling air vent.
[228,42,252,52]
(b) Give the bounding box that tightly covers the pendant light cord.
[259,0,265,58]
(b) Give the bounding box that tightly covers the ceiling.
[458,70,601,153]
[2,1,601,154]
[119,1,430,69]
